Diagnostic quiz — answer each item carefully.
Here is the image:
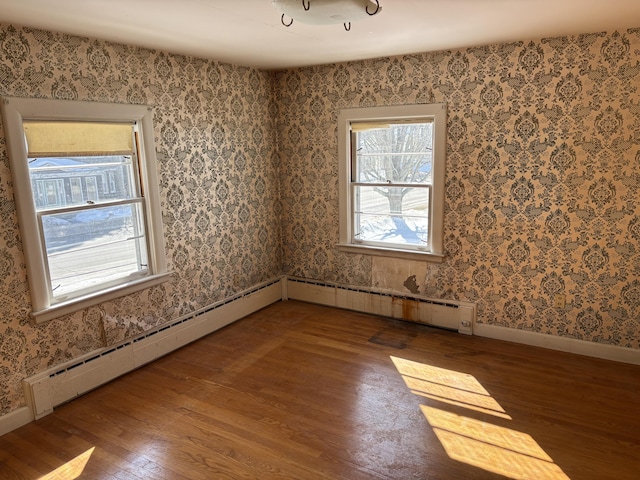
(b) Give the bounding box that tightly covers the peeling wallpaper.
[0,25,281,415]
[1,22,639,419]
[277,30,640,349]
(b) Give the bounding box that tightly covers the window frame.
[1,97,170,323]
[337,103,446,262]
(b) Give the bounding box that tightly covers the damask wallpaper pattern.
[277,30,640,350]
[0,22,639,420]
[0,25,281,415]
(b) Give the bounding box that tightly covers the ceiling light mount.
[366,0,380,16]
[274,0,382,31]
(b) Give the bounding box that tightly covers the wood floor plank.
[1,300,639,479]
[0,431,63,474]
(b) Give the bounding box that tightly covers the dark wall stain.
[403,275,420,294]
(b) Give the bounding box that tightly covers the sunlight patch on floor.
[391,356,511,419]
[422,406,569,480]
[38,447,94,480]
[391,356,571,480]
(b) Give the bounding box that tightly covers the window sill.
[336,244,445,263]
[31,272,173,324]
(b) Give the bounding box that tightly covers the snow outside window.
[338,104,446,261]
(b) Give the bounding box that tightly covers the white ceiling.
[1,0,640,70]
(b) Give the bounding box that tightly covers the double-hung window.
[1,97,169,323]
[338,103,446,261]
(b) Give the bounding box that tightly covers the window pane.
[37,179,66,207]
[355,123,433,184]
[85,176,99,203]
[29,155,137,209]
[69,177,83,203]
[40,203,148,299]
[354,185,430,246]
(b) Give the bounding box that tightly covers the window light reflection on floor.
[391,356,512,420]
[38,446,94,480]
[390,356,571,480]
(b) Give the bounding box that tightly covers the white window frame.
[1,97,170,323]
[337,103,446,262]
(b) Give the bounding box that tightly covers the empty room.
[0,1,639,479]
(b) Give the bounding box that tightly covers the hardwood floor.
[1,300,639,479]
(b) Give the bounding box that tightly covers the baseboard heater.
[23,278,283,420]
[22,276,475,421]
[285,277,475,335]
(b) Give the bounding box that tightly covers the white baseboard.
[474,323,640,365]
[3,276,639,438]
[285,277,476,334]
[0,406,33,437]
[21,278,283,422]
[285,277,640,365]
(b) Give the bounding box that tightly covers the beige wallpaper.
[1,22,639,420]
[0,25,281,415]
[277,30,640,350]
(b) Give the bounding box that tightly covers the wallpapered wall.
[1,22,639,420]
[0,25,282,415]
[277,29,640,349]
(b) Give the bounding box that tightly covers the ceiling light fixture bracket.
[274,0,382,30]
[366,0,380,16]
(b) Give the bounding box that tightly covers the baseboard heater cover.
[285,277,475,335]
[22,278,283,420]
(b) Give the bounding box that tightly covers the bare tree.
[356,123,433,215]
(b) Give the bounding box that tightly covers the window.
[338,103,446,261]
[1,97,169,323]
